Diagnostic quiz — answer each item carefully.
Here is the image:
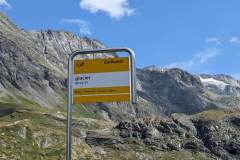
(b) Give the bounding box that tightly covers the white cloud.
[206,37,221,45]
[61,19,92,36]
[79,0,134,20]
[196,49,219,63]
[230,37,240,44]
[0,0,11,8]
[165,48,220,70]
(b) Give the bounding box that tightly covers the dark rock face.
[136,68,215,116]
[115,117,205,152]
[103,111,240,160]
[133,67,240,118]
[86,131,129,151]
[193,116,240,160]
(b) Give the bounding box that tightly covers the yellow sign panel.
[74,57,129,74]
[73,57,130,104]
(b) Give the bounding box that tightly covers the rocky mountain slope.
[1,12,240,159]
[135,66,240,116]
[0,11,107,109]
[1,11,240,117]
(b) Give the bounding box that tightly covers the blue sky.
[1,0,240,78]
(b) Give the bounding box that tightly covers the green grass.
[0,111,65,159]
[192,109,240,121]
[73,104,102,120]
[0,105,97,160]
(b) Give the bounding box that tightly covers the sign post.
[66,48,136,160]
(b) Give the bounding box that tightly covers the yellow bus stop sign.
[66,48,136,160]
[73,57,130,104]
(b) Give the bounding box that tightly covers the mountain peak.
[143,65,167,72]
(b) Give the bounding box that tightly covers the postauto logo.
[77,62,84,67]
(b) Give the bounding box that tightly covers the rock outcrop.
[86,110,240,160]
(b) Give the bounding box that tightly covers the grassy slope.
[1,101,238,159]
[0,101,114,160]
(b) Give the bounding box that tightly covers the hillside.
[0,12,240,159]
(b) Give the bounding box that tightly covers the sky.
[1,0,240,78]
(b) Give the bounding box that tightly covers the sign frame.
[66,48,136,160]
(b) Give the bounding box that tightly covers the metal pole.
[126,48,137,104]
[66,48,136,160]
[67,54,73,160]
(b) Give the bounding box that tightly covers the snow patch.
[199,76,228,90]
